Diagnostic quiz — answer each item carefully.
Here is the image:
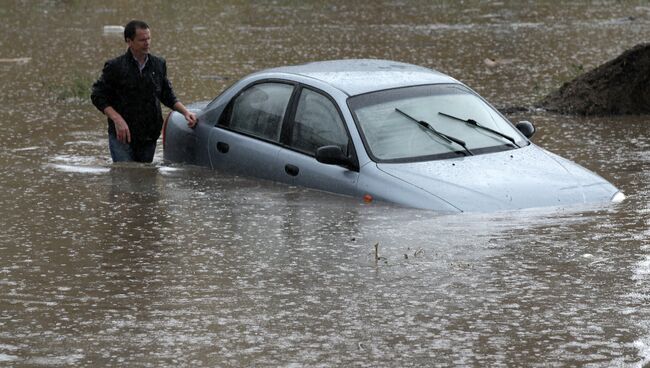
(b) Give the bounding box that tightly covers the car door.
[208,82,294,181]
[276,87,360,196]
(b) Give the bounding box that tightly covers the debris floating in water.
[103,25,125,35]
[484,58,498,67]
[483,57,514,67]
[199,75,231,81]
[0,58,31,64]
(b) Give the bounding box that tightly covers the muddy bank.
[539,43,650,115]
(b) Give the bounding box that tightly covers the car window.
[348,84,526,162]
[227,83,293,142]
[289,88,348,155]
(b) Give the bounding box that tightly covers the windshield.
[348,84,527,162]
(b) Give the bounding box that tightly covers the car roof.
[260,59,459,96]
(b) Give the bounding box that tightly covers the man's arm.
[91,61,115,113]
[157,59,197,128]
[91,60,132,144]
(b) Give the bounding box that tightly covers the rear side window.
[289,88,349,155]
[226,83,293,142]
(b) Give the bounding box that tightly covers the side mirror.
[316,145,353,167]
[516,121,536,139]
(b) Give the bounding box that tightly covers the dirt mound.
[539,43,650,115]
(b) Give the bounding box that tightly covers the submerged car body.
[163,59,624,212]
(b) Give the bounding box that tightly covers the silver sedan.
[163,59,624,212]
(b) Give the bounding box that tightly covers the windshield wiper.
[438,112,520,148]
[395,108,473,156]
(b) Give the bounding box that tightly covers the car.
[163,59,625,212]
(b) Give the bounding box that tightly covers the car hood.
[376,144,620,212]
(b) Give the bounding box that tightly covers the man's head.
[124,20,151,57]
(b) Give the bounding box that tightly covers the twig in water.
[374,242,379,262]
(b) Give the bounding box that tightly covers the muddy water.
[1,1,649,367]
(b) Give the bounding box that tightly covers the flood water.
[1,1,650,366]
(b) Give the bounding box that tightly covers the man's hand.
[174,102,198,129]
[114,117,131,143]
[104,106,131,143]
[184,111,198,128]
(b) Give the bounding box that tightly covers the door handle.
[216,142,229,153]
[285,164,299,177]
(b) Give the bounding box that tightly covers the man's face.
[127,27,151,56]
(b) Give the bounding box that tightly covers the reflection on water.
[1,1,649,367]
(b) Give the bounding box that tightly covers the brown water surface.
[1,1,649,367]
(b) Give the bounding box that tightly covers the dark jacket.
[91,49,178,143]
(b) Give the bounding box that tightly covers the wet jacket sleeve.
[159,59,179,109]
[90,61,116,113]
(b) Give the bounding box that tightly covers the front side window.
[348,84,526,162]
[289,88,349,155]
[226,82,293,142]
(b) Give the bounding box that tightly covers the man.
[91,20,197,163]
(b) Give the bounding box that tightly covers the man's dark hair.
[124,20,149,42]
